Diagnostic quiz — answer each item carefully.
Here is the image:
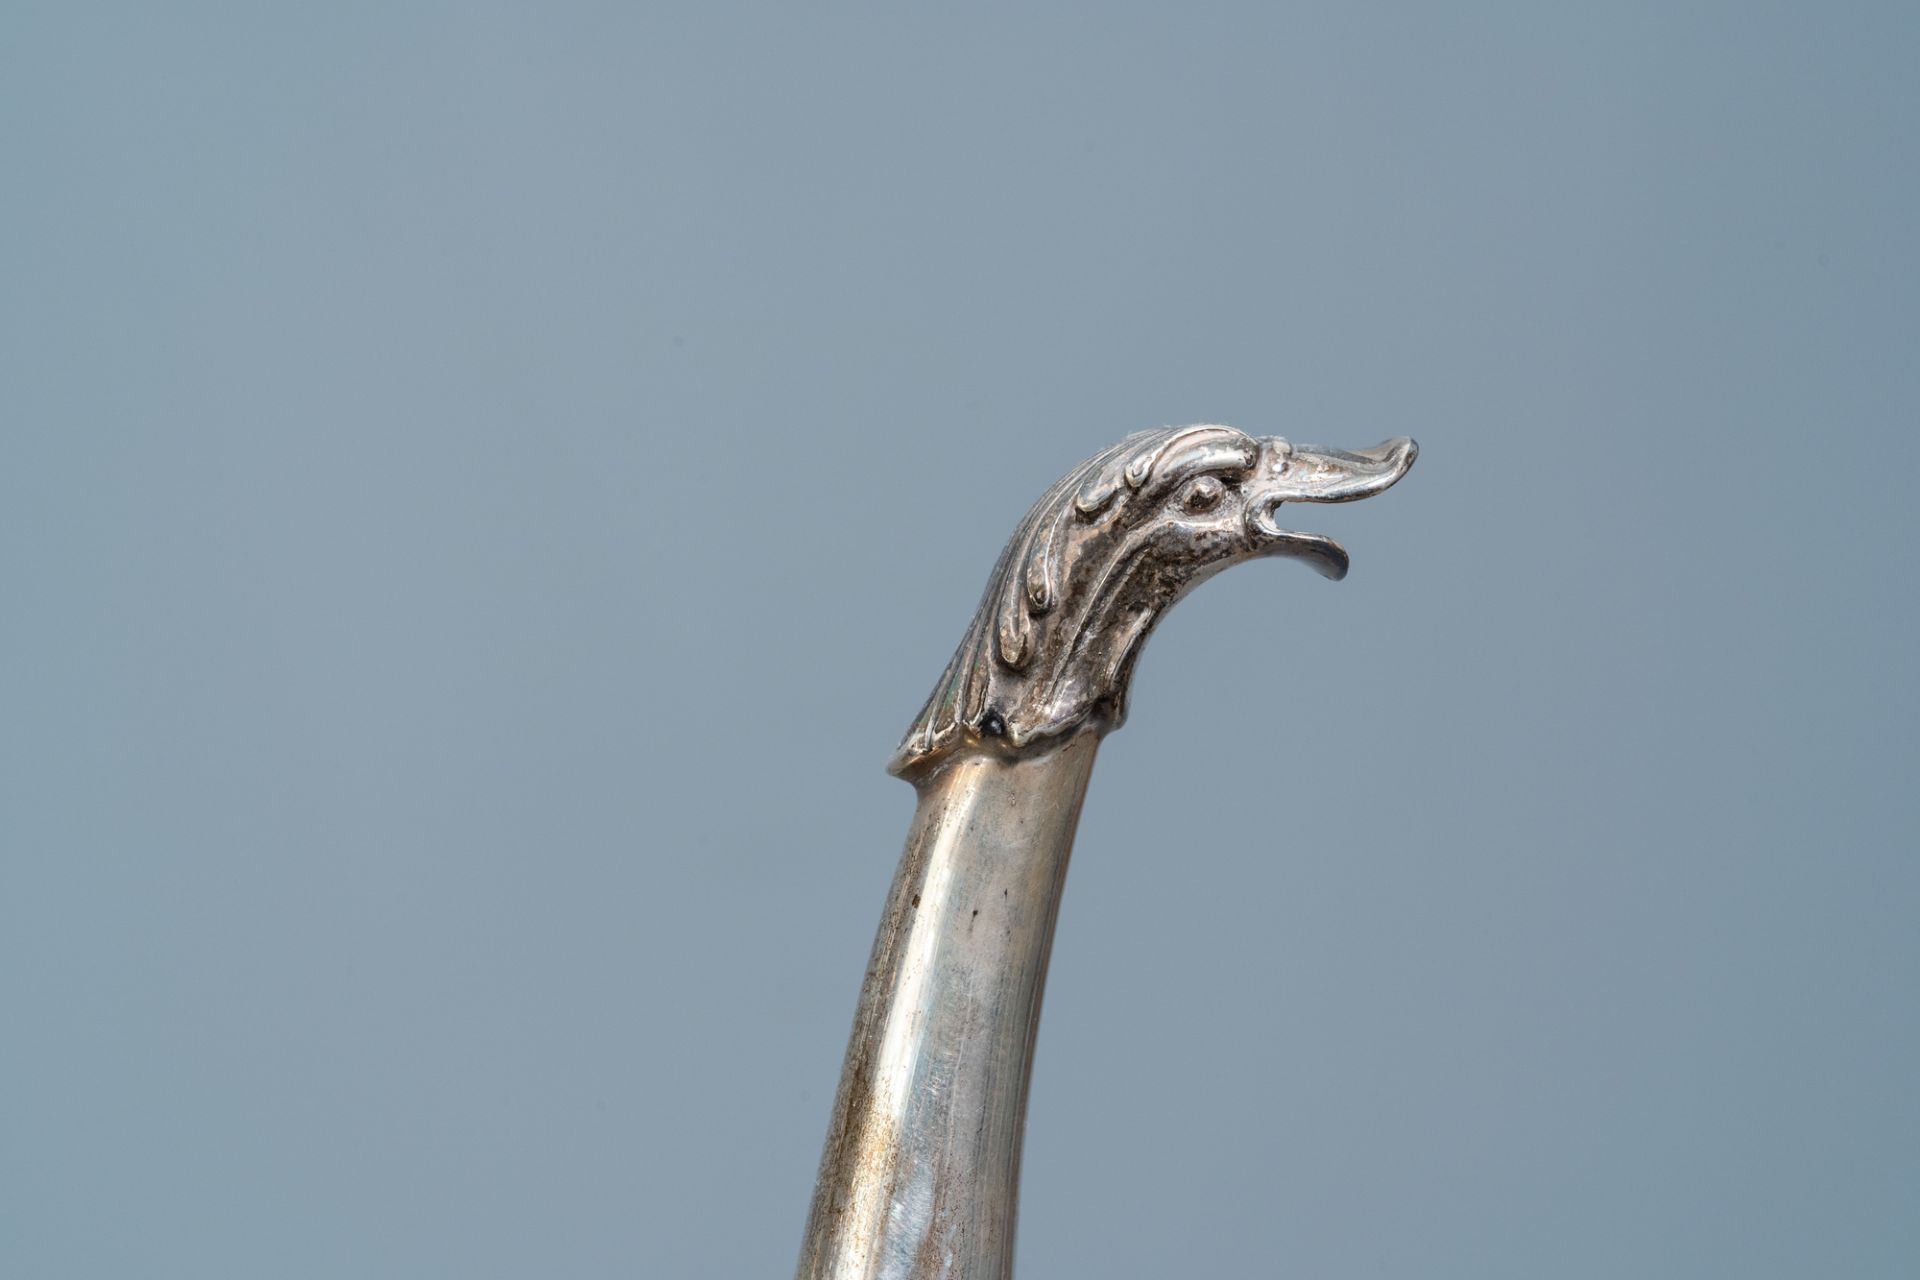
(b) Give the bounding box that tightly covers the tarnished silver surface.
[798,426,1417,1280]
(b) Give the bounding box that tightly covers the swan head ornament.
[890,426,1417,779]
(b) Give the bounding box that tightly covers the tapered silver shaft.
[798,427,1416,1278]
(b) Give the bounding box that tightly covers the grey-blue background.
[5,4,1915,1276]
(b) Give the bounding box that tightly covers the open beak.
[1246,437,1418,580]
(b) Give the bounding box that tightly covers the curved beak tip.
[1360,435,1419,477]
[1248,433,1416,578]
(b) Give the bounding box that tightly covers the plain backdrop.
[4,4,1916,1277]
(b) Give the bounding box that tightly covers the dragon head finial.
[888,425,1417,780]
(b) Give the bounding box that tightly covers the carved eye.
[1180,475,1226,513]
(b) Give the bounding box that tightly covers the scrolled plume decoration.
[889,424,1417,779]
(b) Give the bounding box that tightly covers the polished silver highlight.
[799,426,1417,1280]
